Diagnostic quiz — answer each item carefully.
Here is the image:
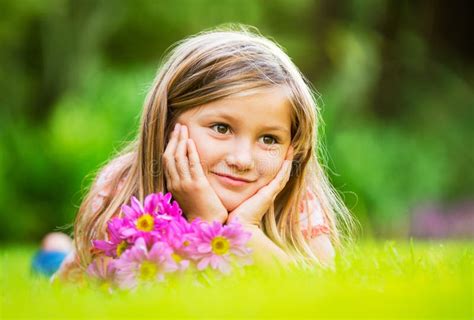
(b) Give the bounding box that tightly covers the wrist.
[226,213,261,229]
[240,225,293,269]
[187,210,227,225]
[239,223,261,233]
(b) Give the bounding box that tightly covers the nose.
[224,138,255,173]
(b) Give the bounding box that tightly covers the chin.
[208,174,258,212]
[216,190,241,212]
[211,187,246,212]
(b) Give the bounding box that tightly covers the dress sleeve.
[51,160,127,283]
[299,187,331,240]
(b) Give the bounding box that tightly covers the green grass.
[1,240,472,319]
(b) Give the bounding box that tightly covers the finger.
[248,160,291,205]
[286,145,294,160]
[187,138,206,179]
[229,161,292,224]
[267,160,292,195]
[281,160,293,184]
[164,123,181,182]
[175,125,191,180]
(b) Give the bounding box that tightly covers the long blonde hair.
[74,24,357,269]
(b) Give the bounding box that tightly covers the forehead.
[183,86,292,133]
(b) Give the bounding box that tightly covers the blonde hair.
[74,24,357,269]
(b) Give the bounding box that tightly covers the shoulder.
[91,154,130,212]
[95,154,130,196]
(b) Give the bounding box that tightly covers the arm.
[244,223,335,268]
[299,188,336,267]
[308,234,335,267]
[52,159,125,283]
[243,225,293,268]
[50,250,84,283]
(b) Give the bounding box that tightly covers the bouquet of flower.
[87,192,253,290]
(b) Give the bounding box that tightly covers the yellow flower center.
[139,261,158,281]
[116,240,128,257]
[172,253,182,262]
[211,236,230,255]
[136,214,154,232]
[183,240,190,247]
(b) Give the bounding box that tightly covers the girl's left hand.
[226,145,294,228]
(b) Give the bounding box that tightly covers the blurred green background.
[1,0,472,243]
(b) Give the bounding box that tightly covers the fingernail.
[174,123,180,132]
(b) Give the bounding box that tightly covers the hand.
[226,145,294,228]
[163,123,228,224]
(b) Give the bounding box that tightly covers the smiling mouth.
[213,172,253,182]
[213,173,253,187]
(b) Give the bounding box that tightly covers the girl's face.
[174,86,293,212]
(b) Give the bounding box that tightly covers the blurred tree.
[0,0,472,242]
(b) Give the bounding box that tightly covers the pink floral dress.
[53,162,331,282]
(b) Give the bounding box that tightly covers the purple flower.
[191,220,253,274]
[149,192,183,218]
[92,218,131,258]
[86,255,116,283]
[114,237,179,290]
[162,216,201,271]
[88,192,255,291]
[120,194,175,243]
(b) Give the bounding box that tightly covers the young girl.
[51,25,355,282]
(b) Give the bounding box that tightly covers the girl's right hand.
[163,123,228,224]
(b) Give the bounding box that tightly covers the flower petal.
[121,204,137,219]
[217,260,232,275]
[144,194,158,214]
[210,255,220,269]
[197,256,211,270]
[197,243,211,253]
[130,196,144,213]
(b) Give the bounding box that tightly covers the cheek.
[256,156,284,182]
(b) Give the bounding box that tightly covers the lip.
[213,173,253,187]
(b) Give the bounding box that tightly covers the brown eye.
[211,123,230,135]
[261,136,278,145]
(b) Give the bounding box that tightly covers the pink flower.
[162,216,201,271]
[120,194,176,243]
[86,255,116,283]
[191,220,253,275]
[113,237,179,290]
[150,192,183,218]
[92,218,131,258]
[88,192,255,291]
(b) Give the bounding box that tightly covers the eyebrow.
[202,112,290,135]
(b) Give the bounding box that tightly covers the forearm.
[50,250,85,284]
[309,234,336,267]
[243,225,292,268]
